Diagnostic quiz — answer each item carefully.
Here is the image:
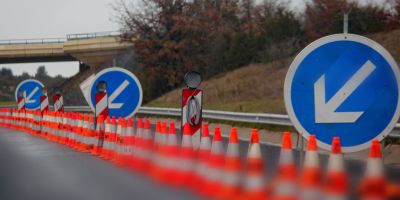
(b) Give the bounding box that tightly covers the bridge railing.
[0,31,123,45]
[66,31,121,40]
[0,38,66,45]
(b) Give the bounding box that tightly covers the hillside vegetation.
[147,29,400,113]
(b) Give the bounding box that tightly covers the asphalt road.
[0,127,398,200]
[0,128,198,200]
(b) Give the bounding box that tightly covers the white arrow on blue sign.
[89,67,143,119]
[15,79,44,110]
[284,34,400,152]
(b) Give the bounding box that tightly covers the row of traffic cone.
[0,108,399,199]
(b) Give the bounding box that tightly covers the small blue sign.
[89,67,143,119]
[284,34,400,152]
[15,79,44,110]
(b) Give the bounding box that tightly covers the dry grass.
[147,29,400,113]
[147,59,290,113]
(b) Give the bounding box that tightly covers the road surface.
[0,127,398,200]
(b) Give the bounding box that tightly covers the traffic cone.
[73,113,83,150]
[219,127,242,199]
[121,118,135,167]
[163,121,180,185]
[176,123,196,187]
[67,112,76,148]
[131,117,143,171]
[84,115,96,153]
[109,117,122,163]
[100,116,111,159]
[358,139,386,200]
[386,182,400,199]
[271,131,298,200]
[299,135,322,200]
[202,127,225,197]
[324,137,348,200]
[194,124,211,193]
[137,118,154,173]
[151,121,168,181]
[60,112,68,145]
[242,129,267,200]
[107,116,117,159]
[113,118,126,165]
[78,114,89,152]
[91,115,105,156]
[154,120,162,149]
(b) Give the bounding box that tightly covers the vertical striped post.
[95,92,108,118]
[181,89,203,149]
[53,94,64,112]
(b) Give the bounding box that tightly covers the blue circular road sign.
[89,67,143,119]
[15,79,44,110]
[284,34,400,152]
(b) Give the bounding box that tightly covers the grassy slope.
[147,29,400,113]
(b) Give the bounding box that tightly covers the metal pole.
[343,13,349,34]
[113,58,117,66]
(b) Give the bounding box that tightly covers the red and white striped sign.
[95,92,108,118]
[40,95,49,113]
[53,94,64,112]
[17,97,25,111]
[181,89,202,149]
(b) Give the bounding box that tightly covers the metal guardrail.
[0,31,122,45]
[1,105,398,139]
[0,38,66,45]
[66,31,121,40]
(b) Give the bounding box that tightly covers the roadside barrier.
[0,108,398,200]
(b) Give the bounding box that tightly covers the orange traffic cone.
[324,137,348,200]
[121,118,135,168]
[271,132,298,200]
[194,124,211,193]
[112,118,125,163]
[241,129,267,200]
[73,113,83,150]
[358,139,386,200]
[220,127,242,199]
[140,118,153,173]
[151,121,169,182]
[299,135,321,200]
[107,116,117,160]
[84,115,95,153]
[176,123,196,187]
[164,121,180,185]
[100,116,111,159]
[79,114,89,152]
[202,127,225,197]
[91,115,105,156]
[67,112,76,148]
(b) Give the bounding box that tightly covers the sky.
[0,0,120,77]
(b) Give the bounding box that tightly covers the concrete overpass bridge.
[0,31,135,91]
[0,31,133,68]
